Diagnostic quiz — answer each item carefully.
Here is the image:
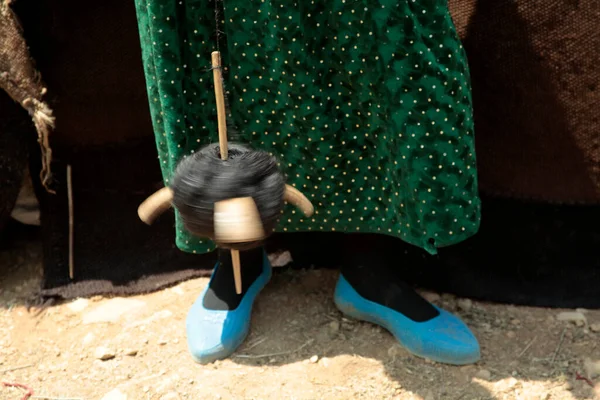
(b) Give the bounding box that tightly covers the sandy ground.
[1,238,600,400]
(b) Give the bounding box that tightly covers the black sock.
[341,235,440,323]
[202,247,265,311]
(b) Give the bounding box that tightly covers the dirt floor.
[1,238,600,400]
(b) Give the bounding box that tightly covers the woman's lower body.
[134,0,481,365]
[187,239,480,365]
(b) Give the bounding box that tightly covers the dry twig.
[551,328,567,363]
[235,339,313,359]
[518,336,536,357]
[242,337,268,352]
[0,364,33,374]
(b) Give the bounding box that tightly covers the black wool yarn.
[170,143,286,250]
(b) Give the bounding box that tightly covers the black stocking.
[340,235,439,322]
[202,247,265,311]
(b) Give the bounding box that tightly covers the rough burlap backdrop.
[0,0,54,190]
[450,0,599,203]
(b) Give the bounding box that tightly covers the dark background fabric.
[1,0,597,305]
[0,91,31,233]
[451,0,600,203]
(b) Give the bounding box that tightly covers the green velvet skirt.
[134,0,481,255]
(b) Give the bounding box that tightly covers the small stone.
[388,345,404,359]
[584,358,600,378]
[475,369,491,380]
[95,347,116,361]
[171,286,185,295]
[143,386,150,393]
[158,339,168,345]
[441,293,456,301]
[83,332,95,346]
[422,389,435,400]
[83,298,146,324]
[563,381,573,391]
[101,389,127,400]
[565,329,573,339]
[124,349,138,356]
[268,250,293,267]
[328,321,340,334]
[309,355,319,363]
[159,392,181,400]
[67,298,90,312]
[511,319,521,326]
[590,323,600,332]
[457,299,473,312]
[421,292,441,303]
[506,331,516,338]
[341,320,355,330]
[556,311,587,326]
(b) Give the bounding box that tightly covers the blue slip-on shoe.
[334,273,480,365]
[186,251,272,364]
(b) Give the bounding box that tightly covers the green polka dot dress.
[134,0,481,255]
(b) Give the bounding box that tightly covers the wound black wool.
[170,143,286,250]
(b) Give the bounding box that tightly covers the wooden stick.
[231,249,242,295]
[67,164,74,280]
[211,51,228,159]
[211,50,242,294]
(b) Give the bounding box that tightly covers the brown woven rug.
[451,0,600,203]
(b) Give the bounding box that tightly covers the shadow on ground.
[0,221,43,310]
[223,267,599,399]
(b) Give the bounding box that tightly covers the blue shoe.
[186,252,272,364]
[334,273,480,365]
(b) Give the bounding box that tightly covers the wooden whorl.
[213,197,266,244]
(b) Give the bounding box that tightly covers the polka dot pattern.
[134,0,481,255]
